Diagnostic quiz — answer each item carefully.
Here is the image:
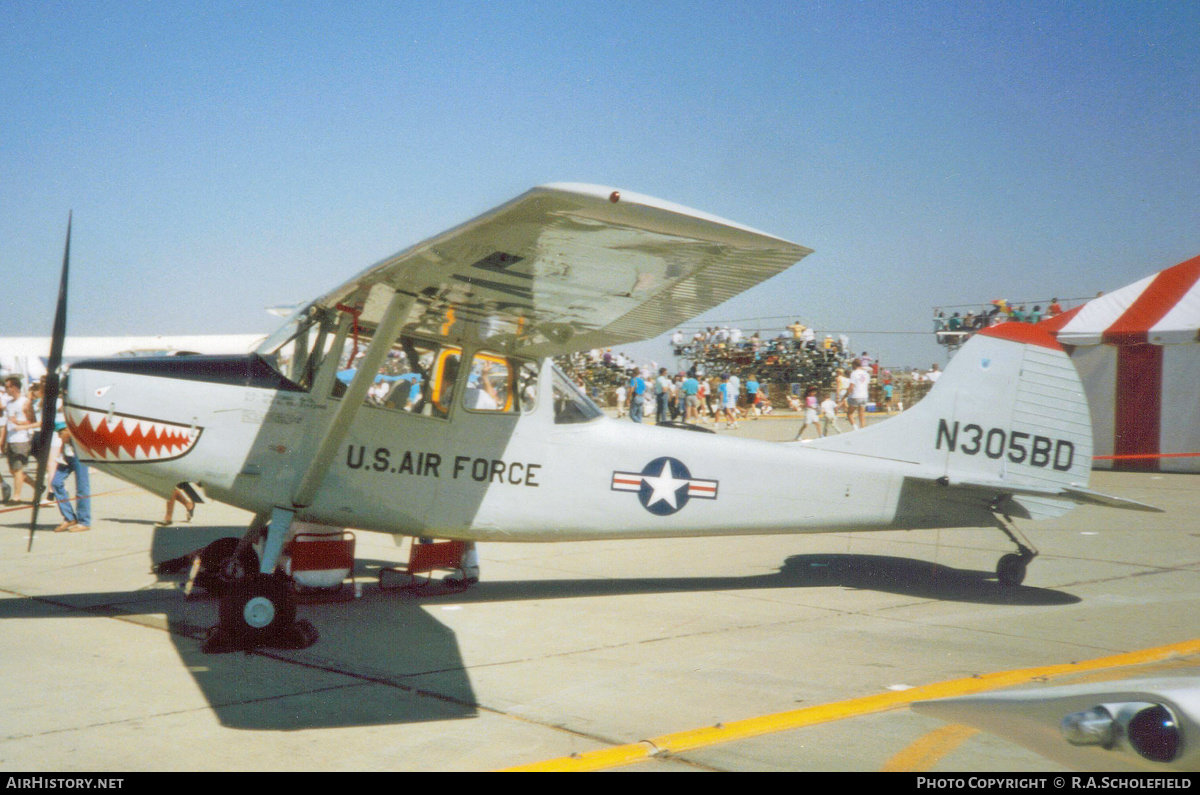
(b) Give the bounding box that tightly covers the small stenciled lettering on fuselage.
[935,419,1075,471]
[344,445,541,487]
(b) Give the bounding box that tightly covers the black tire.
[196,537,259,594]
[218,573,296,646]
[996,553,1028,587]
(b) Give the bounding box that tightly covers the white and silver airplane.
[914,677,1199,770]
[47,183,1156,649]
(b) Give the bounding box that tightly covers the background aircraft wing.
[313,183,812,357]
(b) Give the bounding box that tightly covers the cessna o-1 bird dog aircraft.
[45,183,1156,650]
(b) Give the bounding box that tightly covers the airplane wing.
[312,184,812,357]
[0,334,268,359]
[913,676,1200,770]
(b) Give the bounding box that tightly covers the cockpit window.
[463,353,513,412]
[346,336,459,419]
[462,353,539,413]
[551,364,602,424]
[517,361,538,413]
[255,304,337,389]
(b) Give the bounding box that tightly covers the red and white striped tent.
[1041,254,1200,472]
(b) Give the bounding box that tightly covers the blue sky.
[2,1,1197,369]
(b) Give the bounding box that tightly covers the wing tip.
[532,182,810,253]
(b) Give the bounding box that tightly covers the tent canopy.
[1047,254,1200,346]
[1037,253,1200,473]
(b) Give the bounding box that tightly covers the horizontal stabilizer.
[1060,486,1163,513]
[920,476,1163,513]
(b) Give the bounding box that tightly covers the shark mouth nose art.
[65,404,202,463]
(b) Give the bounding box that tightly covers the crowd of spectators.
[556,322,941,425]
[560,323,855,408]
[934,297,1067,349]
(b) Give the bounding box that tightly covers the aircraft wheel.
[197,537,259,594]
[996,553,1028,587]
[218,573,296,646]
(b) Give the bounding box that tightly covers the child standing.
[794,386,820,440]
[820,392,843,436]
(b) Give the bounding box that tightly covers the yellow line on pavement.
[505,742,658,773]
[881,724,980,772]
[501,637,1200,772]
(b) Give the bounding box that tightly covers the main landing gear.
[184,537,259,597]
[991,499,1038,587]
[177,515,481,652]
[196,514,317,653]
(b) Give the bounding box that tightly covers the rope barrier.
[0,485,138,517]
[1093,452,1200,460]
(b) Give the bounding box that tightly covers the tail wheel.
[990,507,1037,588]
[996,553,1028,587]
[218,573,296,645]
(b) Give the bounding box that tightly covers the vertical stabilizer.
[804,323,1093,519]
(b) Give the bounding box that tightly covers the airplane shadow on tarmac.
[426,553,1082,608]
[0,523,480,732]
[0,524,1077,732]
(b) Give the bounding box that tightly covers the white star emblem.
[640,460,687,510]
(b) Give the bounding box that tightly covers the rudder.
[804,323,1093,518]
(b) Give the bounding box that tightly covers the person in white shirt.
[820,393,843,436]
[727,374,741,418]
[1,377,35,503]
[847,360,871,430]
[927,364,942,383]
[654,368,672,425]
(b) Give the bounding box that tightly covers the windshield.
[551,363,603,424]
[255,303,315,359]
[255,303,339,389]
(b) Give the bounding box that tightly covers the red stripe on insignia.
[1103,254,1200,345]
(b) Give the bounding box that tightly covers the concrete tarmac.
[0,416,1196,771]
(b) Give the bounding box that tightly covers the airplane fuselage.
[65,355,984,543]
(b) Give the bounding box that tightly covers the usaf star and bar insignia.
[611,456,718,516]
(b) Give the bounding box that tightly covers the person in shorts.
[719,374,739,429]
[847,359,871,430]
[2,377,35,503]
[681,373,700,423]
[820,392,842,435]
[794,385,820,441]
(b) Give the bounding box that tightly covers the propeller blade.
[28,213,71,551]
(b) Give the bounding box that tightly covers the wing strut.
[255,289,411,575]
[291,289,412,509]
